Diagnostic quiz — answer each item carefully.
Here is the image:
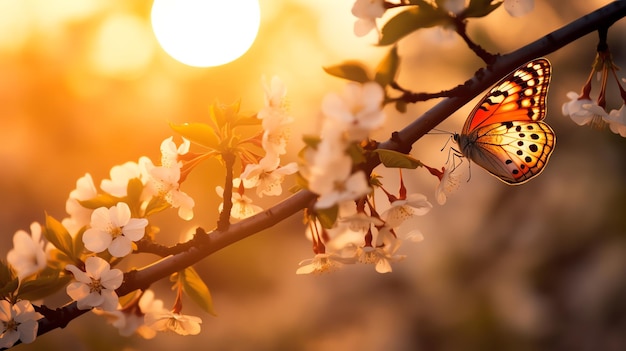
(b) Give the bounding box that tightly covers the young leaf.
[346,143,367,166]
[317,204,339,229]
[126,177,144,217]
[462,0,502,18]
[170,122,220,150]
[233,114,262,128]
[375,46,400,87]
[179,267,216,316]
[72,227,86,260]
[17,271,72,301]
[323,61,371,83]
[43,214,74,259]
[0,261,18,299]
[144,196,171,217]
[79,193,122,210]
[373,149,423,169]
[379,5,449,46]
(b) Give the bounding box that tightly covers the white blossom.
[0,300,43,348]
[7,222,47,279]
[66,256,123,311]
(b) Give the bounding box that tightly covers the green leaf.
[126,178,144,216]
[144,196,171,217]
[47,249,74,270]
[346,143,367,165]
[17,271,72,301]
[72,227,86,260]
[79,193,123,210]
[179,267,216,316]
[317,205,338,229]
[0,261,18,299]
[323,61,371,83]
[375,46,400,87]
[233,114,262,128]
[374,149,423,169]
[462,0,502,18]
[43,214,74,259]
[379,5,449,46]
[370,173,384,188]
[170,122,220,150]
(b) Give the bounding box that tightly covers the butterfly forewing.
[463,59,551,133]
[457,58,556,185]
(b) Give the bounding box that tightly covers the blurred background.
[1,0,625,350]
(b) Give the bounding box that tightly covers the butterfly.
[454,58,555,185]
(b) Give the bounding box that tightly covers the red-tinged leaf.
[170,122,220,150]
[179,267,216,316]
[323,61,371,83]
[379,5,449,46]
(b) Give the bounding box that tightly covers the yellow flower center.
[89,278,103,293]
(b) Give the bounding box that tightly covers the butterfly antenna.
[428,128,453,135]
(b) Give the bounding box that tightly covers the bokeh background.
[1,0,626,350]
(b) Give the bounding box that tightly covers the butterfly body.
[455,59,556,185]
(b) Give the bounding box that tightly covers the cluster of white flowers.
[1,76,304,346]
[305,82,384,209]
[59,135,197,258]
[562,68,626,137]
[218,76,297,220]
[298,81,434,274]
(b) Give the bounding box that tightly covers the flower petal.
[108,236,133,257]
[85,256,110,279]
[110,202,131,227]
[83,228,112,253]
[100,268,123,289]
[122,218,147,241]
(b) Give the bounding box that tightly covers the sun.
[151,0,260,68]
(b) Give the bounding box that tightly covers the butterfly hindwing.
[466,120,555,184]
[456,58,556,185]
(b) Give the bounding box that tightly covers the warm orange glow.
[90,14,155,78]
[151,0,260,67]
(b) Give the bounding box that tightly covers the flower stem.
[217,152,236,231]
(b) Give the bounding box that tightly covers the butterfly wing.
[458,58,555,184]
[462,59,551,134]
[463,120,555,184]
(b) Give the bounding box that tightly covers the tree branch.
[31,0,626,342]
